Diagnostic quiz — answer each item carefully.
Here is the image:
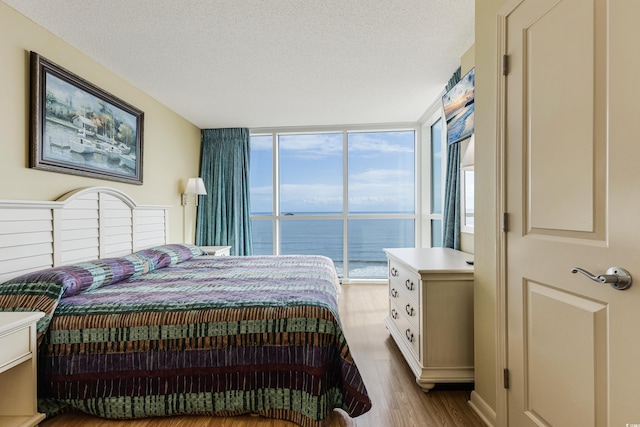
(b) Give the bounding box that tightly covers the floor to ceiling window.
[428,116,445,247]
[249,128,416,280]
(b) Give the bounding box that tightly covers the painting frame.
[30,52,144,184]
[442,67,474,145]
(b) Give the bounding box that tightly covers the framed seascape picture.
[30,52,144,184]
[442,68,474,145]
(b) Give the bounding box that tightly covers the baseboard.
[468,390,496,427]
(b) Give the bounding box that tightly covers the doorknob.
[570,267,632,290]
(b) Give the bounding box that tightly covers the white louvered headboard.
[0,187,170,282]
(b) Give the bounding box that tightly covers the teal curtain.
[442,68,462,250]
[195,128,253,256]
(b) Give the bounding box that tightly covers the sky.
[250,131,415,214]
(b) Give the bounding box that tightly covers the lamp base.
[182,194,200,206]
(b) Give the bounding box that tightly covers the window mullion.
[342,130,349,282]
[414,128,421,248]
[273,132,280,255]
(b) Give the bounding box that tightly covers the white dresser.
[0,312,45,426]
[384,247,474,392]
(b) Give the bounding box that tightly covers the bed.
[0,187,371,426]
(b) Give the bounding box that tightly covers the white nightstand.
[0,312,46,427]
[200,246,231,256]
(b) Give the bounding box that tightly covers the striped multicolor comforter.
[0,245,371,426]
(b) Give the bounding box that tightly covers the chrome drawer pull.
[405,304,414,316]
[390,267,399,277]
[390,288,398,298]
[405,329,414,343]
[391,309,399,319]
[405,279,414,291]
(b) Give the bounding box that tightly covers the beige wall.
[0,2,201,244]
[472,0,508,418]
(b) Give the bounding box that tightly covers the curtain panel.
[442,67,462,250]
[196,128,253,256]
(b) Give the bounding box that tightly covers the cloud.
[279,134,343,159]
[250,136,272,150]
[250,131,416,213]
[348,181,414,212]
[350,168,413,183]
[274,179,414,213]
[252,131,415,160]
[347,132,414,155]
[280,183,343,212]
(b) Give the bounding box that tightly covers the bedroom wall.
[0,2,201,244]
[471,0,508,423]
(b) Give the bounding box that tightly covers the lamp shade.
[185,178,207,195]
[461,134,475,170]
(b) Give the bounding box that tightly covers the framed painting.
[442,67,474,145]
[30,52,144,184]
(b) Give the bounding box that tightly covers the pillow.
[51,254,164,297]
[59,258,135,296]
[0,244,205,343]
[0,253,158,343]
[143,244,206,266]
[0,251,160,340]
[122,250,169,274]
[0,269,69,344]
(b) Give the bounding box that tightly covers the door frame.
[495,1,524,426]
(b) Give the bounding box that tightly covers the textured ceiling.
[3,0,474,129]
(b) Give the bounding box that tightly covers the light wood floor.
[41,283,485,427]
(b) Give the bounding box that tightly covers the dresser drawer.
[389,299,420,359]
[389,285,419,329]
[389,260,420,302]
[0,324,31,370]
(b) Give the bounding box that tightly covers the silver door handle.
[570,267,632,290]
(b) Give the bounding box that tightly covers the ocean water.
[447,104,474,144]
[251,217,414,279]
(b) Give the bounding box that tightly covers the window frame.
[420,108,447,247]
[250,124,420,283]
[460,135,475,234]
[461,169,475,234]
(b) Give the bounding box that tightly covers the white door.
[504,0,640,425]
